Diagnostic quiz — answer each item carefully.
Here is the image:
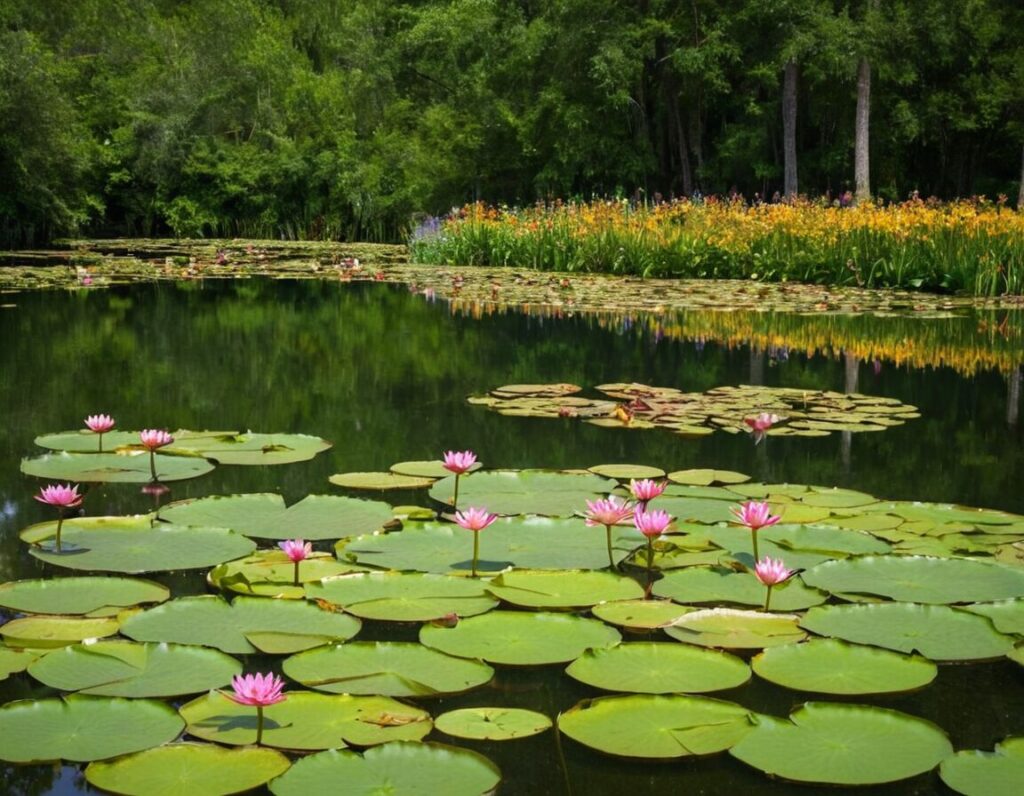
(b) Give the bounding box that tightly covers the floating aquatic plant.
[83,414,115,452]
[442,449,477,512]
[583,496,634,570]
[225,672,286,745]
[278,539,312,585]
[32,483,82,552]
[453,507,497,577]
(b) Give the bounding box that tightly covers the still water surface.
[1,280,1022,794]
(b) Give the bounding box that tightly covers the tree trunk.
[663,70,693,196]
[782,59,799,199]
[854,57,871,203]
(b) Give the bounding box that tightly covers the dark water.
[0,279,1022,794]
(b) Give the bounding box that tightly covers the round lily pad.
[268,743,500,796]
[419,611,620,665]
[590,599,697,629]
[940,737,1024,796]
[730,702,952,785]
[751,639,937,695]
[587,464,665,480]
[391,460,482,478]
[35,430,145,452]
[120,595,361,654]
[305,572,498,621]
[0,644,39,680]
[435,708,551,741]
[665,608,807,649]
[566,642,750,693]
[800,603,1014,661]
[0,576,169,615]
[85,743,291,796]
[330,472,435,490]
[160,493,392,541]
[21,451,215,482]
[283,641,493,697]
[492,383,581,397]
[180,690,432,748]
[652,567,827,611]
[962,600,1024,634]
[428,469,617,516]
[484,569,644,609]
[28,640,240,697]
[667,469,751,487]
[0,614,120,648]
[802,556,1024,604]
[167,431,331,465]
[209,550,361,599]
[558,694,755,758]
[0,695,184,763]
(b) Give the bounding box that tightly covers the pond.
[1,278,1023,794]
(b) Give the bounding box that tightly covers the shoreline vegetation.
[409,198,1024,297]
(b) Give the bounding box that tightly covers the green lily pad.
[167,431,331,465]
[1011,644,1024,666]
[27,640,240,697]
[558,694,755,758]
[751,639,937,695]
[762,524,891,556]
[801,489,878,508]
[340,516,640,573]
[665,608,807,649]
[21,451,215,482]
[159,493,392,541]
[962,600,1024,634]
[27,518,256,573]
[588,464,665,480]
[800,603,1014,661]
[180,690,432,748]
[268,743,500,796]
[567,642,750,694]
[730,702,952,785]
[120,595,360,654]
[940,737,1024,796]
[0,695,184,763]
[680,525,857,570]
[0,576,169,615]
[655,497,735,524]
[419,611,620,665]
[885,502,1019,527]
[85,743,291,796]
[0,644,39,680]
[802,556,1024,603]
[305,572,498,621]
[435,708,551,741]
[330,472,435,490]
[428,469,617,516]
[590,599,698,629]
[209,550,361,599]
[283,641,493,697]
[35,430,146,452]
[652,567,827,611]
[0,615,120,648]
[667,469,750,487]
[484,569,644,609]
[391,460,482,478]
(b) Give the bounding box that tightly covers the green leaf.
[166,431,331,465]
[435,708,551,741]
[305,572,498,621]
[329,472,435,490]
[1,614,120,649]
[391,460,481,478]
[587,464,665,479]
[484,569,644,609]
[209,550,361,599]
[428,469,617,516]
[667,469,750,486]
[940,737,1024,796]
[652,567,826,611]
[0,576,168,615]
[0,644,39,680]
[21,451,214,482]
[962,600,1024,634]
[665,608,807,649]
[566,642,750,693]
[590,599,697,629]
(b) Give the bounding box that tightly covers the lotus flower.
[744,413,780,444]
[140,429,174,481]
[454,506,497,577]
[634,507,672,585]
[442,449,477,511]
[585,496,634,570]
[279,539,312,585]
[84,414,115,451]
[754,557,793,611]
[629,479,666,506]
[34,484,83,553]
[225,672,286,745]
[731,501,781,561]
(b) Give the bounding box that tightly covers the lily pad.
[940,737,1024,796]
[159,493,392,541]
[305,572,498,621]
[0,644,39,680]
[0,576,169,615]
[21,451,215,482]
[751,639,937,695]
[962,600,1024,634]
[419,611,620,665]
[665,608,807,649]
[428,469,617,516]
[730,702,952,785]
[558,694,756,758]
[590,599,698,629]
[330,472,435,490]
[268,743,500,796]
[35,430,147,452]
[180,690,432,748]
[167,431,331,465]
[484,569,644,609]
[209,550,361,599]
[667,469,751,486]
[84,743,291,796]
[435,708,551,741]
[566,642,750,694]
[27,640,240,697]
[283,641,493,697]
[588,464,665,479]
[800,603,1014,661]
[391,460,482,478]
[1,615,120,648]
[652,567,827,611]
[0,695,184,762]
[120,595,360,654]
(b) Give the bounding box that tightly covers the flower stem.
[605,524,616,570]
[55,511,64,553]
[751,530,759,563]
[452,473,461,513]
[763,584,773,613]
[645,537,655,587]
[149,450,158,481]
[293,560,300,586]
[98,432,104,453]
[471,531,479,577]
[256,705,264,745]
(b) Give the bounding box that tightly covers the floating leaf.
[652,567,826,611]
[730,702,952,785]
[35,430,145,452]
[268,743,500,796]
[391,460,481,478]
[420,611,620,665]
[962,600,1024,634]
[167,431,331,465]
[180,690,431,748]
[751,639,937,695]
[84,743,291,796]
[1,615,120,649]
[283,642,493,697]
[428,470,617,516]
[665,608,807,649]
[800,603,1014,661]
[558,694,755,758]
[159,493,392,541]
[484,569,644,609]
[588,464,665,479]
[667,469,750,486]
[590,599,697,630]
[0,576,168,615]
[940,737,1024,796]
[0,696,184,763]
[329,472,435,490]
[566,642,750,694]
[21,451,214,482]
[0,644,39,680]
[120,595,360,654]
[305,572,498,621]
[435,708,551,741]
[492,383,581,398]
[208,550,360,599]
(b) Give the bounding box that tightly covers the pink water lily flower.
[584,496,634,528]
[226,672,286,745]
[454,507,498,532]
[34,484,83,508]
[139,429,174,450]
[744,412,780,444]
[731,501,781,532]
[279,539,312,562]
[754,557,793,587]
[629,479,666,504]
[633,507,672,539]
[442,450,477,475]
[84,414,116,433]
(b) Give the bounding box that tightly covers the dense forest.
[1,0,1022,246]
